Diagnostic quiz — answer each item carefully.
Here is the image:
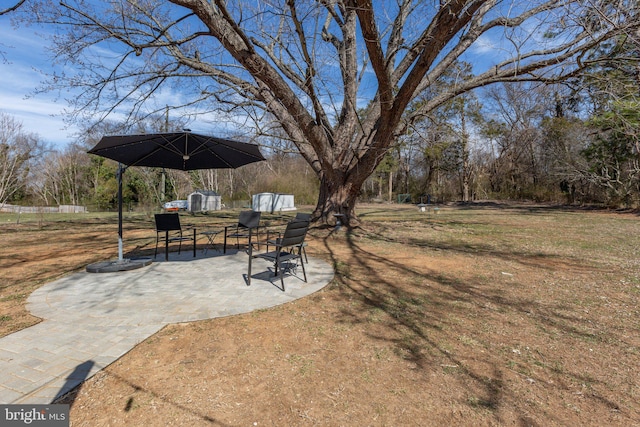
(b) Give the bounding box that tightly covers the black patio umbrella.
[88,131,265,170]
[87,131,265,270]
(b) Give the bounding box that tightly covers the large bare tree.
[24,0,639,224]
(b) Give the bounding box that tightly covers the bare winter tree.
[22,0,640,224]
[0,112,42,207]
[30,143,88,206]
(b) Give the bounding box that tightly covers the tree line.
[368,66,640,208]
[2,60,638,211]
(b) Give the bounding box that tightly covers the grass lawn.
[1,201,639,425]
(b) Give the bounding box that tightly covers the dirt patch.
[2,204,639,425]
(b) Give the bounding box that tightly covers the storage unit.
[251,193,296,213]
[188,190,221,212]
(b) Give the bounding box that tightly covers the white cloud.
[0,85,76,137]
[470,34,499,55]
[0,18,77,148]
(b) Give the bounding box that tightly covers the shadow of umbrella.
[86,131,265,272]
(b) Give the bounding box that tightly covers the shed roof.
[189,190,220,196]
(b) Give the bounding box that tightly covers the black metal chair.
[267,212,311,263]
[154,213,197,261]
[248,218,310,291]
[223,210,261,253]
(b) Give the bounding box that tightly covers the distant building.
[252,193,296,213]
[188,190,221,212]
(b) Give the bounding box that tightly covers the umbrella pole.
[85,162,153,273]
[117,163,125,262]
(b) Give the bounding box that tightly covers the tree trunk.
[460,110,471,202]
[462,152,470,202]
[313,175,361,228]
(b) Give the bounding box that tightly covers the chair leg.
[300,255,307,282]
[277,257,285,292]
[247,249,252,286]
[165,231,169,261]
[297,245,307,263]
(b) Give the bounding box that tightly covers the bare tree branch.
[0,0,25,16]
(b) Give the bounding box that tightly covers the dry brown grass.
[2,202,639,425]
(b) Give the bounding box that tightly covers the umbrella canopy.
[88,131,265,170]
[86,131,265,267]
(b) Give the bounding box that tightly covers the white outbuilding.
[252,193,296,213]
[188,190,221,212]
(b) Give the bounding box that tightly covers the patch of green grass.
[287,354,315,377]
[366,307,385,323]
[441,364,459,374]
[334,261,351,279]
[467,395,497,410]
[550,360,566,375]
[0,294,27,302]
[360,367,372,382]
[372,346,390,361]
[458,334,481,347]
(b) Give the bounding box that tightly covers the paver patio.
[0,250,334,404]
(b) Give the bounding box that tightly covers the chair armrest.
[266,229,282,252]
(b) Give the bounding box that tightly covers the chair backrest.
[295,212,312,221]
[155,213,182,232]
[280,219,309,247]
[238,210,261,229]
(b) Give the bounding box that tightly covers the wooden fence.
[0,204,87,214]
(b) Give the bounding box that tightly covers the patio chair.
[223,210,262,253]
[294,212,312,221]
[267,212,312,263]
[247,218,310,291]
[154,213,197,261]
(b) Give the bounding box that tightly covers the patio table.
[201,230,222,254]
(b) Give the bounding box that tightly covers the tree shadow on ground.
[317,225,629,424]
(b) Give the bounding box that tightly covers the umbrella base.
[86,258,153,273]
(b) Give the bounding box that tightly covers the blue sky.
[0,4,528,151]
[0,17,81,148]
